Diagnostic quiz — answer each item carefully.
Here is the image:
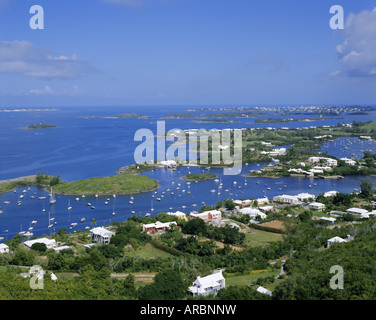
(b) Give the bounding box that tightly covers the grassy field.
[243,228,284,246]
[124,243,175,259]
[224,270,280,287]
[52,174,158,196]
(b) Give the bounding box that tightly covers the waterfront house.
[297,193,316,202]
[340,158,356,166]
[188,269,225,297]
[160,160,177,168]
[308,202,326,211]
[167,211,188,221]
[273,194,300,204]
[142,221,177,234]
[256,197,269,206]
[324,190,338,197]
[0,243,9,254]
[24,238,57,249]
[307,157,337,167]
[190,210,222,221]
[90,227,115,244]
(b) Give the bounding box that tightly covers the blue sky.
[1,0,376,107]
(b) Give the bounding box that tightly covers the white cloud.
[29,85,54,95]
[0,41,92,79]
[335,7,376,78]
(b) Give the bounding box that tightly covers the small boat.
[87,203,91,206]
[81,218,85,222]
[129,201,133,204]
[31,220,37,224]
[90,206,95,209]
[112,212,115,216]
[210,189,216,193]
[157,198,161,201]
[49,188,56,205]
[71,223,77,227]
[75,197,80,201]
[145,213,151,217]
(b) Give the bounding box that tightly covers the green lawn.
[225,270,280,287]
[244,229,283,246]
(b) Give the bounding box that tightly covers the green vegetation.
[106,113,145,119]
[52,174,158,196]
[25,123,56,129]
[0,173,60,194]
[182,173,217,181]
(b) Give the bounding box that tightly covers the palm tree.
[91,218,97,228]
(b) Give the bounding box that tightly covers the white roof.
[256,286,272,296]
[24,238,56,248]
[167,211,186,217]
[346,208,368,215]
[309,202,325,207]
[297,193,315,199]
[0,243,9,249]
[90,227,115,237]
[328,236,346,243]
[189,270,224,293]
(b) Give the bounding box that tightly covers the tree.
[31,242,47,254]
[360,178,374,198]
[138,269,187,300]
[181,218,207,236]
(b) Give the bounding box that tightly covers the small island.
[104,113,146,119]
[0,172,159,196]
[24,123,56,129]
[52,174,158,196]
[181,173,217,181]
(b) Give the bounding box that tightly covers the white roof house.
[256,197,269,205]
[238,207,266,219]
[0,243,9,254]
[160,160,177,167]
[273,195,299,204]
[324,190,338,197]
[327,236,347,248]
[142,221,177,233]
[24,238,57,249]
[256,286,272,296]
[308,202,326,211]
[346,208,369,216]
[167,211,187,220]
[188,270,225,297]
[340,158,356,166]
[90,227,115,244]
[297,193,316,201]
[320,217,337,223]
